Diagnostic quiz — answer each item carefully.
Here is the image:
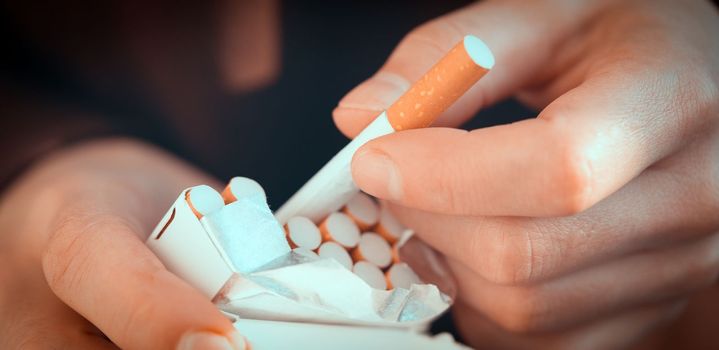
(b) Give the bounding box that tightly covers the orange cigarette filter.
[391,243,401,264]
[375,204,405,244]
[386,35,493,131]
[319,212,361,248]
[185,185,225,219]
[351,232,392,269]
[342,192,379,231]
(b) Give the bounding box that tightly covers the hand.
[0,139,247,349]
[334,0,719,348]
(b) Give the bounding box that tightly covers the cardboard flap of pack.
[146,189,235,298]
[147,189,291,299]
[233,318,470,350]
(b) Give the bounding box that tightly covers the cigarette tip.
[464,35,495,70]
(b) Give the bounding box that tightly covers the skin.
[0,1,281,348]
[0,139,245,349]
[1,0,717,349]
[334,0,719,349]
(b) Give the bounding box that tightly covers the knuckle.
[43,214,93,293]
[483,221,544,285]
[542,119,595,215]
[686,235,719,287]
[555,141,594,215]
[495,287,551,334]
[710,135,719,212]
[686,66,719,118]
[401,19,464,60]
[42,211,131,294]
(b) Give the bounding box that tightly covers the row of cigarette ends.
[184,176,422,291]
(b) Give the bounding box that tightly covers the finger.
[1,258,118,350]
[7,331,118,350]
[333,0,596,137]
[353,56,716,217]
[350,12,718,217]
[389,148,719,283]
[453,298,685,350]
[10,325,118,350]
[41,187,246,350]
[444,233,719,333]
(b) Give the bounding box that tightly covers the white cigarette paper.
[274,113,395,224]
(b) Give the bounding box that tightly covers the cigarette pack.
[146,184,465,349]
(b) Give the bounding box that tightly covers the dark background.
[0,0,535,339]
[0,0,533,205]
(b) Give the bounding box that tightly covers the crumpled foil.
[204,195,456,330]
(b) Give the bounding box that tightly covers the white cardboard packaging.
[146,187,465,349]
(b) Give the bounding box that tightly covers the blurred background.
[0,0,533,204]
[0,0,536,339]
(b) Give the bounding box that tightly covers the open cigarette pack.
[146,179,465,349]
[147,35,495,349]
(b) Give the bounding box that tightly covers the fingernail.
[177,331,247,350]
[352,149,403,200]
[227,330,249,350]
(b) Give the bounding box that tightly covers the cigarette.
[351,232,392,269]
[342,192,379,231]
[222,176,267,204]
[317,241,353,270]
[275,35,494,224]
[285,216,322,250]
[386,35,494,130]
[391,243,401,264]
[319,212,361,248]
[353,261,387,290]
[185,185,225,219]
[385,262,421,290]
[292,247,320,259]
[375,204,405,244]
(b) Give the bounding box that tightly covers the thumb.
[332,0,593,138]
[42,185,247,350]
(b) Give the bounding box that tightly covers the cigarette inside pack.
[146,177,455,329]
